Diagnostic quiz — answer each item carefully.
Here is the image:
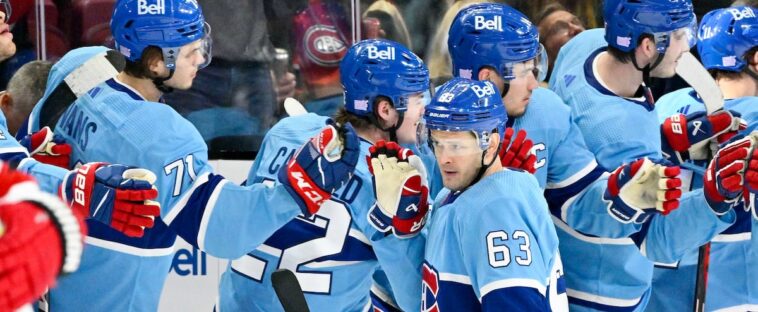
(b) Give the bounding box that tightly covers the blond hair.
[425,0,493,85]
[363,0,414,49]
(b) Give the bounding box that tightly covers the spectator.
[292,0,350,117]
[537,2,584,81]
[163,0,296,154]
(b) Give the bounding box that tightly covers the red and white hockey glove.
[0,163,84,312]
[61,162,161,238]
[742,132,758,221]
[367,140,430,238]
[18,126,72,169]
[661,110,743,164]
[499,128,536,174]
[605,158,682,223]
[278,120,360,217]
[705,133,756,215]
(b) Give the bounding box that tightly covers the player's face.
[0,11,16,62]
[431,130,483,192]
[164,40,206,90]
[500,61,539,117]
[396,93,426,144]
[651,28,691,78]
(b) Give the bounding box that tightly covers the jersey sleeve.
[352,166,426,312]
[0,122,69,194]
[458,179,555,311]
[121,110,301,260]
[633,189,735,264]
[541,105,642,238]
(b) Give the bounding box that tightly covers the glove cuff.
[6,182,84,275]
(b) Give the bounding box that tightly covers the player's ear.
[0,90,12,115]
[375,98,399,129]
[478,67,493,82]
[147,54,169,78]
[638,37,657,61]
[485,131,501,163]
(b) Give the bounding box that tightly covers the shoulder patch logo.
[563,75,576,87]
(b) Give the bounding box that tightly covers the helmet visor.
[501,44,548,82]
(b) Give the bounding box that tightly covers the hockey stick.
[284,97,308,117]
[272,269,310,312]
[25,49,124,138]
[675,51,723,312]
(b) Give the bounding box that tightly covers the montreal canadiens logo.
[304,25,347,66]
[421,263,440,312]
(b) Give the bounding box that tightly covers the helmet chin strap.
[631,51,664,89]
[152,68,175,94]
[463,138,501,191]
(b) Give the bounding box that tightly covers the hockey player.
[447,3,684,239]
[549,0,747,310]
[215,39,429,312]
[407,77,566,310]
[0,7,162,239]
[0,162,85,312]
[34,0,360,310]
[650,6,758,311]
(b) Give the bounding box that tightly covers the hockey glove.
[18,126,72,169]
[0,163,84,312]
[278,120,360,217]
[367,140,429,238]
[605,158,682,223]
[499,128,537,174]
[61,162,161,238]
[706,133,757,215]
[742,132,758,221]
[661,110,742,164]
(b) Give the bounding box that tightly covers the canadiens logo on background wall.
[421,263,440,312]
[304,25,347,66]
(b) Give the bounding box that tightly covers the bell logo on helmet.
[471,84,496,98]
[137,0,165,15]
[474,15,503,31]
[367,46,395,60]
[728,7,755,21]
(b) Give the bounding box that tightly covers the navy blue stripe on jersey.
[720,205,752,235]
[629,216,653,248]
[429,279,480,311]
[545,165,606,221]
[568,294,643,312]
[0,150,27,162]
[370,291,402,312]
[583,48,654,112]
[105,78,143,101]
[482,286,549,311]
[168,173,226,248]
[87,217,176,249]
[264,219,376,262]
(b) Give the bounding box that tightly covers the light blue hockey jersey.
[422,169,567,311]
[217,113,425,312]
[44,78,303,311]
[648,88,758,312]
[0,105,68,194]
[549,29,736,311]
